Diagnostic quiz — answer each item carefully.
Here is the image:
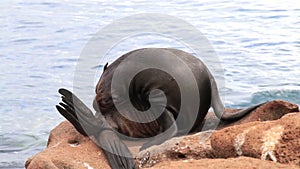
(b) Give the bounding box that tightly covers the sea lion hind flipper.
[56,104,88,136]
[61,96,99,129]
[59,88,94,117]
[97,129,137,169]
[57,88,100,136]
[140,110,177,150]
[57,89,136,168]
[57,101,100,135]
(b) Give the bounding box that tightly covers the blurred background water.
[0,0,299,168]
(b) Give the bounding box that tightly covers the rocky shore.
[26,100,300,169]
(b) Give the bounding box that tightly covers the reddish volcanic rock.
[148,157,300,169]
[26,100,299,169]
[210,112,300,166]
[25,121,110,169]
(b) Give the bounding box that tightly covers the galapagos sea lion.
[56,48,264,169]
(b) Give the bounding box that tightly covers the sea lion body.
[57,48,264,169]
[93,48,220,138]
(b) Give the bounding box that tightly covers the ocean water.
[1,0,299,168]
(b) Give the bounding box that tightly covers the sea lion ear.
[103,62,109,72]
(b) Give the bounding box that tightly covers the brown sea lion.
[56,48,265,169]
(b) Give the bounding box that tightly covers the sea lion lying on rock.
[56,48,265,169]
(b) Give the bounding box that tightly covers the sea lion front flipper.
[97,129,137,169]
[220,102,267,121]
[140,109,177,150]
[208,69,267,121]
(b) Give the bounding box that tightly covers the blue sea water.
[0,0,299,168]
